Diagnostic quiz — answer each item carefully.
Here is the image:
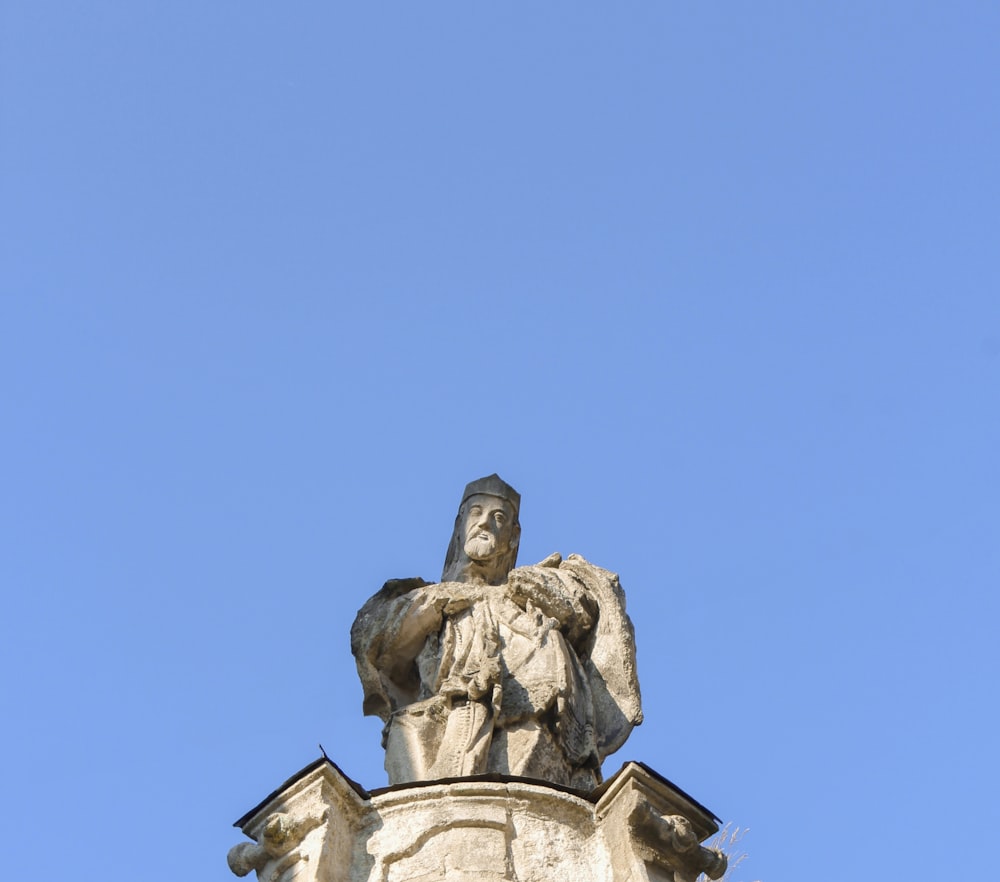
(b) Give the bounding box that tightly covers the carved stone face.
[461,494,517,564]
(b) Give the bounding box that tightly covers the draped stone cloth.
[351,554,642,790]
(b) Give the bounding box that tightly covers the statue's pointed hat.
[460,473,520,516]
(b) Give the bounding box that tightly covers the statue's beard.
[464,532,499,562]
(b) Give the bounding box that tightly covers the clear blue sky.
[2,4,998,880]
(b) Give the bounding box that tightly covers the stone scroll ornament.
[351,474,642,790]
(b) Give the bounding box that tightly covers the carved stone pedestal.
[228,759,726,882]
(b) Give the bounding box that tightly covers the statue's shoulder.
[562,552,612,573]
[525,552,619,583]
[378,576,432,599]
[351,577,432,646]
[513,553,618,585]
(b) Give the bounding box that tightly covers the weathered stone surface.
[227,759,368,882]
[228,759,726,882]
[229,476,731,882]
[351,475,642,789]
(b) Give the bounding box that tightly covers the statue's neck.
[444,555,507,586]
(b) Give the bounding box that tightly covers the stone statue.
[351,475,642,790]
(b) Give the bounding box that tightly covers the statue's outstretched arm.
[351,578,433,718]
[351,579,484,719]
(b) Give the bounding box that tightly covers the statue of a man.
[351,475,642,790]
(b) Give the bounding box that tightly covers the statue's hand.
[417,581,480,616]
[508,567,573,619]
[508,564,596,640]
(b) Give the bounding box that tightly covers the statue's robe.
[351,554,642,790]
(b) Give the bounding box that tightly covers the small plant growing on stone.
[700,824,759,882]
